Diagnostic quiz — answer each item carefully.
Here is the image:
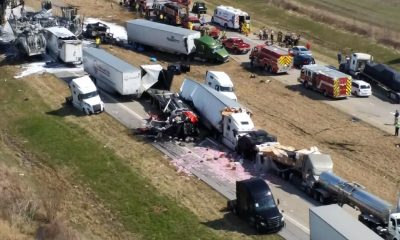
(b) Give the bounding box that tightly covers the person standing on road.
[395,110,399,125]
[337,49,342,64]
[395,121,400,136]
[270,30,274,44]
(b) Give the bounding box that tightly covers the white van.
[351,80,372,97]
[211,5,250,30]
[205,71,237,101]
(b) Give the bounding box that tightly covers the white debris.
[14,61,83,79]
[84,18,127,41]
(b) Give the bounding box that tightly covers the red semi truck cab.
[298,64,352,98]
[249,44,293,74]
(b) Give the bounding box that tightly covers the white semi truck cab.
[387,213,400,240]
[220,108,254,150]
[67,75,104,115]
[339,52,373,78]
[205,70,237,101]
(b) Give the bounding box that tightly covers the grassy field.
[205,0,400,70]
[295,0,400,32]
[0,68,233,240]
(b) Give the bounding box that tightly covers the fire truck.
[298,64,352,98]
[249,44,293,74]
[154,2,188,25]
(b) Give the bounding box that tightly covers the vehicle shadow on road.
[202,211,259,236]
[285,84,332,101]
[46,103,86,117]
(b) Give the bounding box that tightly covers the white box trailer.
[309,205,381,240]
[44,26,82,64]
[179,78,247,132]
[126,19,201,55]
[83,47,162,96]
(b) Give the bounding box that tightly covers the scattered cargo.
[227,178,284,233]
[44,26,82,64]
[298,64,352,98]
[205,70,237,101]
[249,44,293,74]
[138,88,199,139]
[309,205,381,240]
[66,75,104,115]
[180,79,273,154]
[83,47,162,96]
[126,19,201,55]
[9,19,47,56]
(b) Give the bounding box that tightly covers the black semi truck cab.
[228,178,284,233]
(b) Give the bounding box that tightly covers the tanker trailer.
[318,171,400,239]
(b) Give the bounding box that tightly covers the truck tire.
[255,222,262,233]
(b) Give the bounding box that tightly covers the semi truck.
[249,45,293,74]
[205,70,237,101]
[179,78,274,153]
[66,75,104,115]
[44,26,82,64]
[126,19,201,55]
[339,52,400,102]
[83,47,162,96]
[258,143,400,238]
[227,178,284,233]
[193,35,229,63]
[298,64,352,98]
[309,205,381,240]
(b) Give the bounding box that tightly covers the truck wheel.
[319,195,325,204]
[313,191,319,201]
[255,222,261,233]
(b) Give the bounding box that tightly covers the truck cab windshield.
[212,45,223,53]
[254,194,276,212]
[220,86,234,92]
[80,91,99,100]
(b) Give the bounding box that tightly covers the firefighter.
[395,110,399,125]
[95,36,101,48]
[188,21,193,30]
[337,49,342,64]
[258,29,263,40]
[270,30,274,44]
[262,27,268,41]
[395,121,400,136]
[277,31,283,43]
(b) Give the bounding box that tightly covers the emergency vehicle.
[249,44,293,74]
[298,64,352,98]
[211,5,250,31]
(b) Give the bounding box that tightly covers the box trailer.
[83,47,162,96]
[44,26,82,64]
[126,19,201,55]
[309,205,381,240]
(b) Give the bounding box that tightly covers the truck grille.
[93,104,102,113]
[267,216,281,227]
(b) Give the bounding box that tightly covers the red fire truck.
[249,44,293,74]
[298,64,352,98]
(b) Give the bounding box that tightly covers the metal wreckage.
[0,0,82,56]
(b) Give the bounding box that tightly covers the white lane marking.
[100,90,147,123]
[283,212,310,234]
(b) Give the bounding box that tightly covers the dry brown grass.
[267,0,400,49]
